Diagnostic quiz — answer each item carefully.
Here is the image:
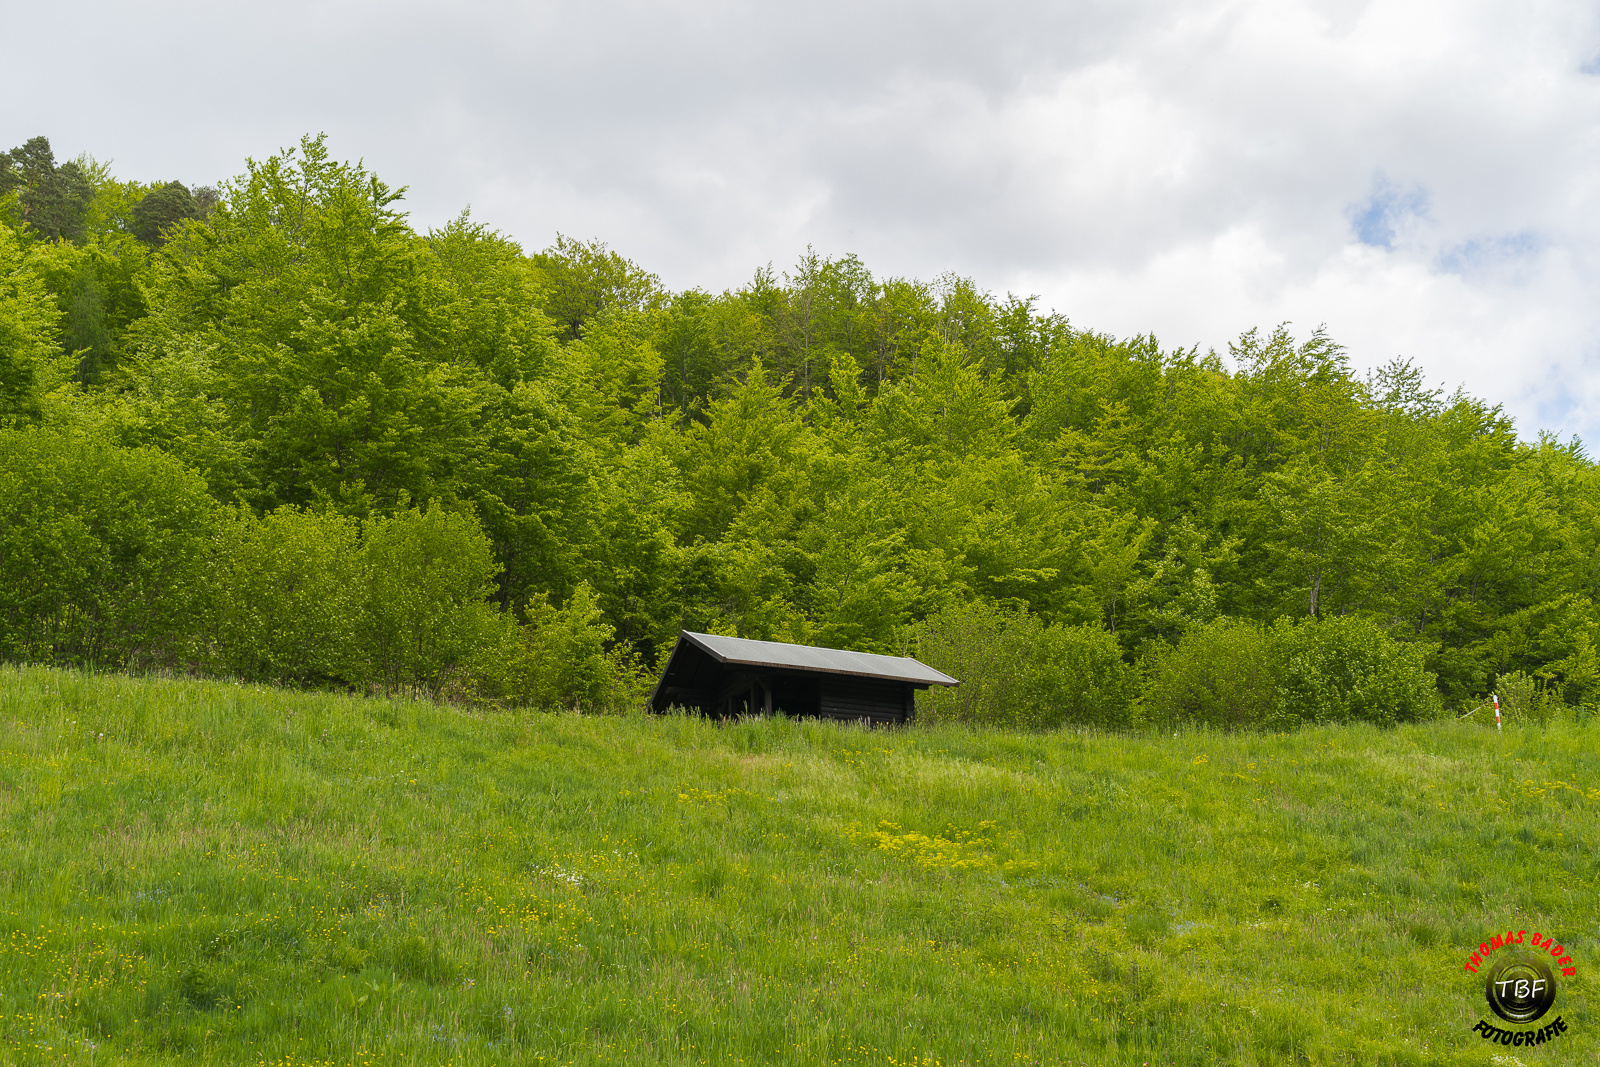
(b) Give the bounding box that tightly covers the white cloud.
[5,0,1600,439]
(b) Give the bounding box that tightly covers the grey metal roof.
[679,631,959,687]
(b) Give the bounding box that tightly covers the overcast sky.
[6,0,1600,442]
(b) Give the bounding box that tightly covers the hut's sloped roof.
[678,631,959,687]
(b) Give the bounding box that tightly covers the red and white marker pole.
[1492,692,1501,732]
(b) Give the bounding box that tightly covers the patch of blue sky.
[1523,339,1600,451]
[1436,231,1545,279]
[1535,390,1577,427]
[1532,391,1591,452]
[1346,180,1428,249]
[1581,53,1600,76]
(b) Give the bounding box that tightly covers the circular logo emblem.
[1485,954,1557,1024]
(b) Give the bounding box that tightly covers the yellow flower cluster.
[675,786,751,804]
[845,820,997,871]
[1517,778,1600,801]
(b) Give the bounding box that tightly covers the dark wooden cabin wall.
[819,678,911,724]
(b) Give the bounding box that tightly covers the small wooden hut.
[649,631,959,724]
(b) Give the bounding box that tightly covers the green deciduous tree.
[17,135,1600,725]
[0,224,69,423]
[529,235,662,345]
[131,181,201,245]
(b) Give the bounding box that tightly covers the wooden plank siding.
[818,677,913,725]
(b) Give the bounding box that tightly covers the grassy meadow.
[0,664,1594,1066]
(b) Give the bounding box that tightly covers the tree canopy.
[2,133,1594,714]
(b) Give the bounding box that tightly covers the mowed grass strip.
[0,664,1594,1066]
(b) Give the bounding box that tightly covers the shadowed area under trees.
[1,133,1596,726]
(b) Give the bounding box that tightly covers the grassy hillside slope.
[0,665,1594,1066]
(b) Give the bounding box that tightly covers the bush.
[361,506,502,695]
[913,600,1025,726]
[1143,614,1441,730]
[207,507,366,686]
[1027,622,1143,729]
[1142,617,1282,730]
[1274,614,1441,727]
[1491,670,1563,726]
[205,501,647,707]
[207,504,505,697]
[914,600,1139,729]
[0,428,214,668]
[478,583,644,711]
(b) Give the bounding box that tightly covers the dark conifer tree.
[0,137,93,242]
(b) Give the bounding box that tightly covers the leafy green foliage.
[1491,669,1567,726]
[0,136,94,243]
[1140,618,1283,730]
[361,506,502,694]
[22,231,149,383]
[204,502,619,705]
[529,234,663,344]
[121,136,489,514]
[1274,614,1442,726]
[482,582,644,710]
[1146,615,1441,730]
[0,224,65,421]
[8,133,1600,728]
[0,429,215,668]
[916,600,1139,729]
[207,506,366,686]
[129,180,200,245]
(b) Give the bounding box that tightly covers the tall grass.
[0,663,1594,1065]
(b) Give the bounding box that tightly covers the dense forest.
[1,133,1594,727]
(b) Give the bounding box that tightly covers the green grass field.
[0,664,1593,1066]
